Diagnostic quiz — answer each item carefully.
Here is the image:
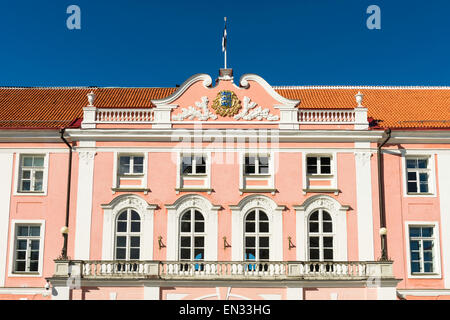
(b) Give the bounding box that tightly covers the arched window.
[308,209,333,261]
[179,209,205,261]
[115,209,141,260]
[244,209,270,261]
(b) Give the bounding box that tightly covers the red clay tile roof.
[0,86,448,129]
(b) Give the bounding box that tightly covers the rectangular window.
[14,225,41,273]
[18,155,45,193]
[409,226,435,274]
[118,155,144,175]
[244,155,270,175]
[181,155,207,175]
[306,156,332,175]
[406,157,431,194]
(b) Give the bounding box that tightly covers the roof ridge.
[273,85,450,90]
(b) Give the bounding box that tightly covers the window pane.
[411,262,421,273]
[116,236,126,247]
[307,157,318,174]
[119,156,131,174]
[420,183,429,193]
[181,222,190,232]
[422,227,433,238]
[424,251,433,262]
[259,156,269,174]
[259,249,269,260]
[410,240,420,250]
[16,261,26,272]
[310,211,319,221]
[194,237,204,248]
[117,222,127,233]
[17,240,27,250]
[195,211,204,221]
[259,222,269,233]
[321,165,331,174]
[309,236,319,248]
[18,226,29,237]
[181,211,191,220]
[30,240,40,250]
[180,248,190,260]
[259,211,268,221]
[423,240,433,251]
[195,156,206,174]
[245,237,255,247]
[34,180,43,192]
[406,159,417,168]
[182,156,192,174]
[130,210,140,220]
[34,171,43,182]
[180,237,190,247]
[21,180,31,191]
[22,170,31,179]
[259,237,269,248]
[322,211,332,221]
[118,212,128,221]
[130,237,140,248]
[307,165,317,174]
[309,249,319,260]
[309,222,319,233]
[116,248,126,259]
[424,262,433,273]
[245,249,256,260]
[410,227,421,237]
[29,261,39,272]
[23,157,33,167]
[245,156,256,174]
[30,251,40,260]
[131,222,140,232]
[324,249,333,260]
[323,222,333,233]
[321,157,331,165]
[195,222,204,232]
[130,248,140,260]
[133,157,144,174]
[33,157,44,167]
[407,182,417,193]
[407,172,417,181]
[194,249,204,260]
[16,251,26,260]
[245,221,255,233]
[246,211,255,221]
[323,237,333,248]
[418,159,428,169]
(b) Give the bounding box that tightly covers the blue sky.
[0,0,448,87]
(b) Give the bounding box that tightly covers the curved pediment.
[151,72,300,124]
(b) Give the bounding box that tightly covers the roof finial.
[87,91,96,107]
[355,91,364,107]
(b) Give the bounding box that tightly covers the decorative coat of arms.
[211,90,241,117]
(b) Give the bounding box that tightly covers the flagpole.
[224,17,227,69]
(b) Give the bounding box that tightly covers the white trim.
[437,153,450,288]
[404,221,442,279]
[302,152,338,192]
[0,153,13,286]
[294,195,349,261]
[397,289,450,296]
[177,151,212,192]
[74,150,95,260]
[354,151,375,260]
[166,194,220,261]
[230,195,285,261]
[8,220,46,277]
[273,85,450,90]
[112,152,148,191]
[143,286,160,300]
[286,287,303,300]
[13,152,49,196]
[101,194,157,260]
[401,153,437,197]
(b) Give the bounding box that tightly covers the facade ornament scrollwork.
[234,96,278,121]
[172,96,218,121]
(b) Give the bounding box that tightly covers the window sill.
[303,188,340,195]
[409,273,441,279]
[239,188,277,195]
[175,188,213,194]
[9,272,41,277]
[111,187,150,194]
[15,191,46,196]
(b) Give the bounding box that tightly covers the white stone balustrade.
[298,110,356,123]
[95,108,154,123]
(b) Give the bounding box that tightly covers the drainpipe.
[378,128,391,261]
[59,128,73,259]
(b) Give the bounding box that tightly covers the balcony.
[51,260,395,282]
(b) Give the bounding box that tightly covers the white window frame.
[305,155,333,176]
[307,209,335,261]
[239,152,275,193]
[13,153,49,196]
[175,152,211,192]
[178,208,206,261]
[8,220,45,277]
[114,208,142,261]
[181,154,208,176]
[112,152,148,192]
[402,154,436,197]
[405,221,442,279]
[302,152,338,193]
[243,209,271,261]
[401,152,436,197]
[243,154,271,176]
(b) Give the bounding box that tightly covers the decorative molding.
[234,96,278,121]
[172,96,218,121]
[354,152,373,167]
[152,74,212,107]
[239,74,300,108]
[78,150,96,165]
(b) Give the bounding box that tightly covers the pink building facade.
[0,70,449,300]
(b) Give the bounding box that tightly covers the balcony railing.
[52,260,394,281]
